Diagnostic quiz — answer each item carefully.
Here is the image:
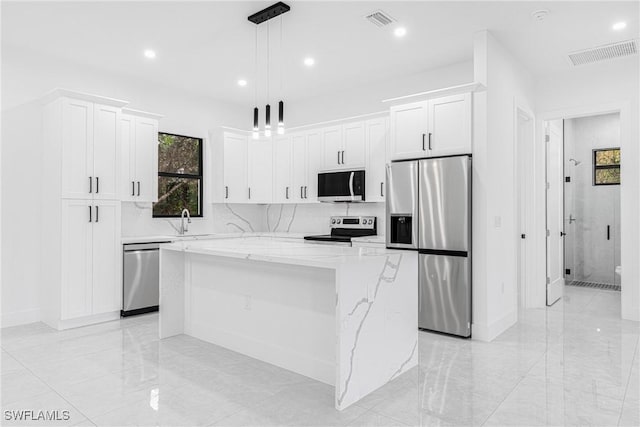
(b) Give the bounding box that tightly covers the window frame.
[592,147,621,186]
[153,132,204,218]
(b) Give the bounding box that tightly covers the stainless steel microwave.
[317,170,365,202]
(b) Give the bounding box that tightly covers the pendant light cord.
[266,21,270,103]
[280,15,283,99]
[254,26,258,108]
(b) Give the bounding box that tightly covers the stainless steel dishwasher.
[122,241,171,317]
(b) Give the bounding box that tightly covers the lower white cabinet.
[365,117,389,202]
[60,199,121,322]
[223,132,249,203]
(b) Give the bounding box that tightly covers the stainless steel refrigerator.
[386,155,471,337]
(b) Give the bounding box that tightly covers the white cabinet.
[223,132,248,203]
[248,138,273,203]
[305,131,322,201]
[365,117,389,202]
[291,131,321,203]
[389,93,472,160]
[273,135,292,203]
[427,93,472,157]
[42,90,127,330]
[60,98,121,200]
[321,123,366,170]
[121,109,160,202]
[61,200,122,320]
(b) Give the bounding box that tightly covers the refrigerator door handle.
[349,171,354,198]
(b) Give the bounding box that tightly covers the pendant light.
[247,2,290,138]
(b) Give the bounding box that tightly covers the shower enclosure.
[563,113,621,290]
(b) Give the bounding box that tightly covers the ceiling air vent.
[568,39,638,66]
[365,10,395,27]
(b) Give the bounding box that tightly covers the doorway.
[543,112,622,307]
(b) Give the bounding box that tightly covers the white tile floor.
[1,286,639,426]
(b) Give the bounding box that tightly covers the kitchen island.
[159,236,417,410]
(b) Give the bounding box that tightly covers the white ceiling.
[3,1,638,106]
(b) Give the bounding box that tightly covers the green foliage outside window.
[153,133,203,217]
[593,148,620,186]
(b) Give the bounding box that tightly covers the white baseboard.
[50,311,121,331]
[1,309,41,328]
[472,310,517,342]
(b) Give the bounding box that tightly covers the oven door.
[317,170,365,202]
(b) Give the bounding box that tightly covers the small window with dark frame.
[153,133,203,217]
[593,148,621,186]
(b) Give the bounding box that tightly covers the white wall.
[1,46,248,326]
[535,55,640,321]
[564,114,621,285]
[472,31,536,341]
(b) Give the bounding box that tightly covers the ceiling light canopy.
[612,21,627,31]
[394,27,407,38]
[304,57,315,67]
[143,49,156,59]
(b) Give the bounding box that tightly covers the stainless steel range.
[304,216,377,246]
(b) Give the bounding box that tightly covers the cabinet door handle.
[337,151,340,165]
[301,186,304,198]
[304,186,308,199]
[248,187,251,200]
[422,134,426,151]
[225,186,229,199]
[607,225,610,241]
[137,181,140,196]
[286,186,289,199]
[428,132,432,150]
[380,182,384,197]
[88,206,92,222]
[131,181,135,196]
[95,177,99,194]
[89,177,93,193]
[95,205,99,223]
[341,151,345,164]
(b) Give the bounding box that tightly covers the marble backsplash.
[121,202,385,237]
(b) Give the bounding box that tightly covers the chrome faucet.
[179,208,191,235]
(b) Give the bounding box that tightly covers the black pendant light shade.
[253,107,259,131]
[278,100,284,126]
[265,104,271,129]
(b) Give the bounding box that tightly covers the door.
[61,98,93,199]
[91,201,121,314]
[121,114,136,201]
[92,104,121,200]
[418,253,471,337]
[342,122,366,168]
[418,156,470,252]
[291,133,308,202]
[321,126,343,169]
[60,200,93,319]
[306,131,322,201]
[427,94,472,157]
[546,121,564,305]
[273,135,292,202]
[223,132,248,203]
[365,117,388,202]
[248,138,273,203]
[390,101,428,160]
[134,117,158,202]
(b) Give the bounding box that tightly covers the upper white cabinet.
[321,123,366,170]
[223,132,249,203]
[365,117,389,202]
[60,98,121,200]
[121,109,160,202]
[273,134,292,203]
[248,138,273,203]
[389,93,472,160]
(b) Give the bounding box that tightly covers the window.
[593,148,621,186]
[153,133,203,217]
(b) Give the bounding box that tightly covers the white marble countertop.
[161,236,399,269]
[121,232,309,245]
[351,235,386,245]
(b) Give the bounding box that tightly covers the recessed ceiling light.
[304,57,315,67]
[394,27,407,38]
[144,49,156,59]
[237,79,248,87]
[613,21,627,31]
